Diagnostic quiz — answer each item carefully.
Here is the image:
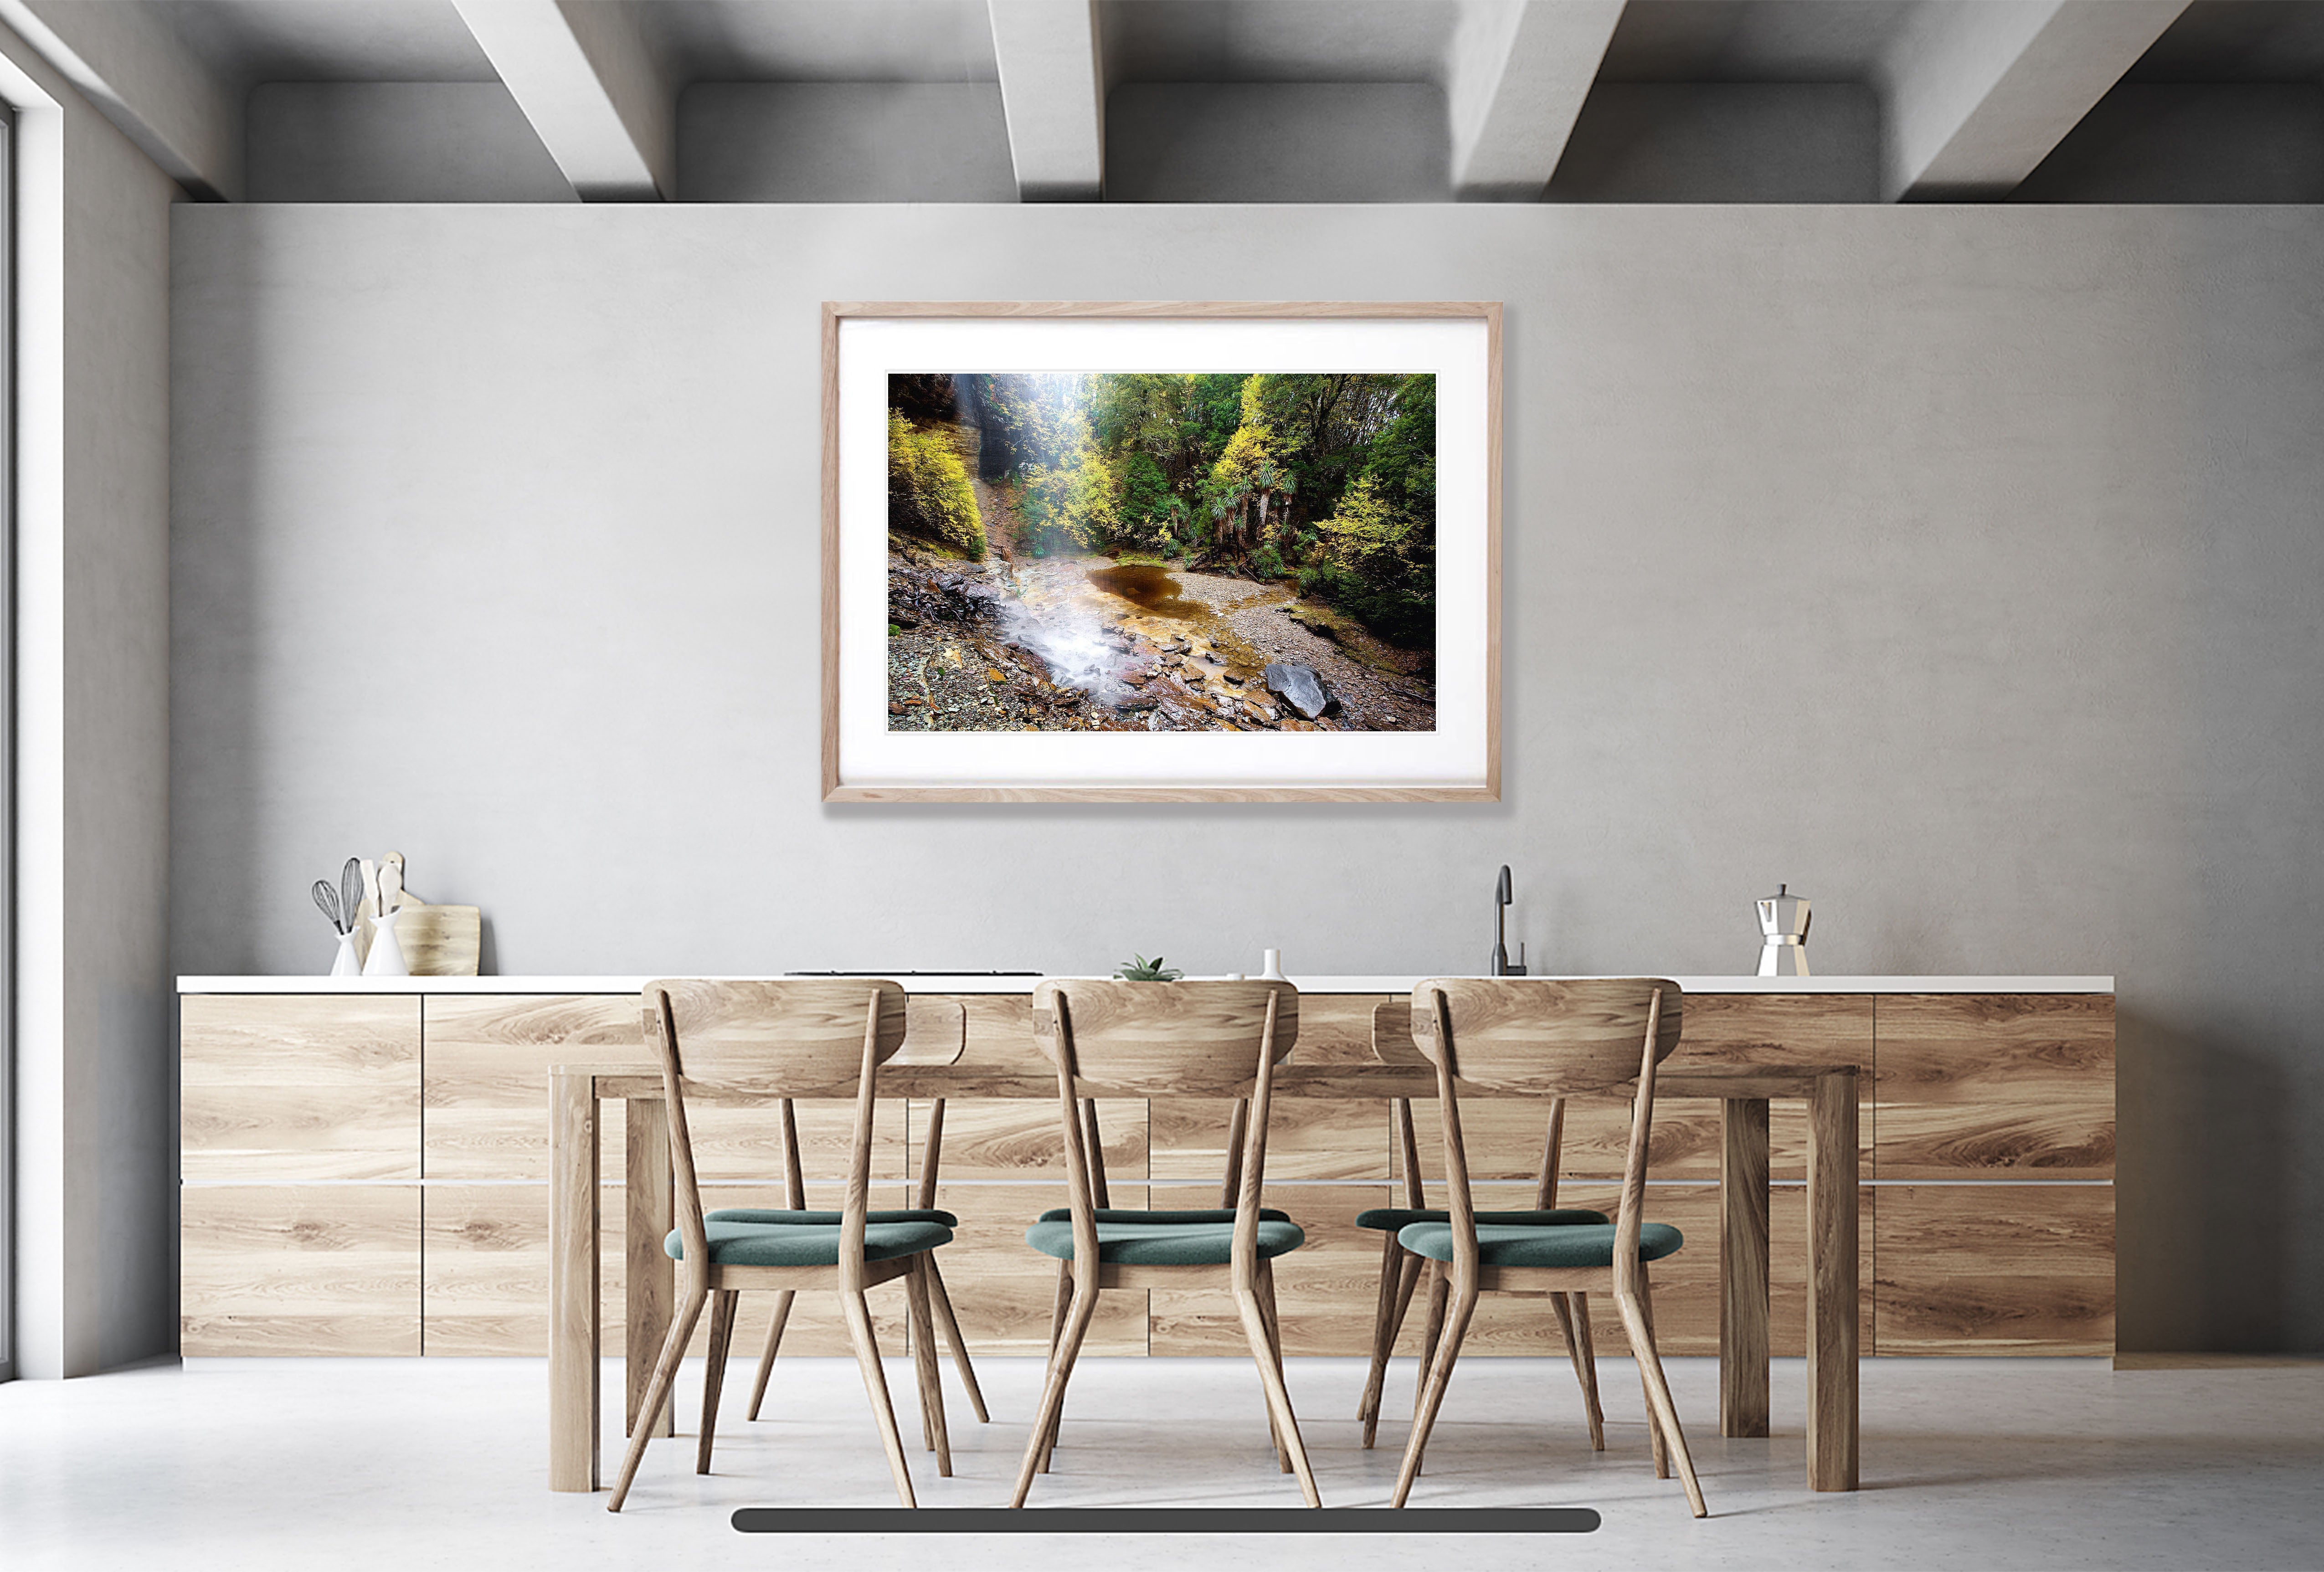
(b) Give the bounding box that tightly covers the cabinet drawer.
[1876,995,2114,1179]
[182,995,420,1181]
[181,1184,419,1354]
[1874,1184,2114,1353]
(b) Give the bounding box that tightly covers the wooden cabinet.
[180,982,2114,1358]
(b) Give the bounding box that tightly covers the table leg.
[549,1071,600,1491]
[1806,1069,1860,1491]
[626,1096,675,1440]
[1719,1097,1771,1439]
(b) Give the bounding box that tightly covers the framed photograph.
[821,302,1499,801]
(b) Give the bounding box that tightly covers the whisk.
[312,858,365,934]
[312,878,348,935]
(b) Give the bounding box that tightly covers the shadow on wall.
[2115,1007,2288,1352]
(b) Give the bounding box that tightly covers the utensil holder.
[362,908,410,977]
[329,930,361,977]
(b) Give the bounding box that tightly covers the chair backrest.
[1035,979,1298,1273]
[1409,978,1682,1095]
[1032,979,1299,1096]
[649,978,910,1086]
[642,979,909,1287]
[1411,978,1684,1293]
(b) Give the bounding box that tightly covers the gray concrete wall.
[246,82,573,203]
[1105,83,1449,200]
[1,19,178,1376]
[1548,84,1880,203]
[170,202,2324,1353]
[679,83,1016,202]
[2016,84,2324,205]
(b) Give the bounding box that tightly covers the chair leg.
[608,1286,710,1513]
[1635,1274,1670,1476]
[1617,1281,1707,1518]
[1392,1272,1479,1507]
[1039,1259,1073,1472]
[1357,1234,1401,1428]
[924,1257,990,1423]
[1364,1248,1425,1449]
[1254,1257,1293,1474]
[1412,1259,1450,1431]
[840,1289,918,1509]
[1561,1291,1606,1451]
[744,1290,796,1422]
[1012,1279,1100,1507]
[904,1257,953,1477]
[1239,1259,1322,1507]
[696,1289,739,1475]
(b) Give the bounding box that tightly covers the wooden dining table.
[545,1044,1860,1499]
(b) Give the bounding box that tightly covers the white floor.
[2,1354,2319,1572]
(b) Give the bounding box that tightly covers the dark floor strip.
[732,1507,1599,1534]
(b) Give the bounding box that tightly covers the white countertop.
[177,973,2116,995]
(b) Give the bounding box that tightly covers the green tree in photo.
[887,409,985,555]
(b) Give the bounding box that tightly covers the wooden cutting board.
[355,895,482,976]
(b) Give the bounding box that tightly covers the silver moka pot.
[1756,884,1811,977]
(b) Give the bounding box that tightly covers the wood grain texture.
[1875,1184,2115,1354]
[1721,1098,1771,1438]
[1285,995,1387,1065]
[1329,1180,1874,1361]
[1406,994,1875,1184]
[395,903,482,976]
[427,1182,909,1357]
[426,995,904,1183]
[182,995,421,1182]
[1560,994,1873,1183]
[1150,1096,1387,1182]
[1147,1184,1389,1355]
[907,1098,1147,1182]
[928,1184,1151,1355]
[425,995,641,1181]
[1807,1070,1860,1490]
[1035,980,1300,1095]
[548,1063,599,1488]
[1875,995,2115,1179]
[820,303,1500,804]
[181,1185,420,1355]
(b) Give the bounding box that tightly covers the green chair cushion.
[1355,1206,1609,1232]
[1035,1207,1291,1225]
[1395,1220,1685,1268]
[707,1206,960,1228]
[666,1218,952,1268]
[1025,1212,1306,1265]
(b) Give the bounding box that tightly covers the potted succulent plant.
[1113,953,1184,981]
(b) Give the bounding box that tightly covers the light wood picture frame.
[822,301,1501,802]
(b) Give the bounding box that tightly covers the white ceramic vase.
[329,930,361,977]
[362,908,410,977]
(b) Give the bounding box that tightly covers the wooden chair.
[1392,978,1707,1516]
[716,1093,989,1428]
[609,980,957,1511]
[1013,978,1321,1508]
[1355,1001,1613,1450]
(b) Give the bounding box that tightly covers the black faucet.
[1492,865,1528,976]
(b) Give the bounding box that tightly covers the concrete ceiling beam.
[1879,0,2189,201]
[452,0,673,200]
[988,0,1105,201]
[1448,0,1627,201]
[0,0,242,199]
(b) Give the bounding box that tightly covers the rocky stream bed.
[884,547,1435,734]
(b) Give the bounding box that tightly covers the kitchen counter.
[178,973,2117,1365]
[177,972,2116,994]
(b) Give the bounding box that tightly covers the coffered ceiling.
[4,0,2319,201]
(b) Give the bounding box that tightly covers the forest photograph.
[885,369,1438,735]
